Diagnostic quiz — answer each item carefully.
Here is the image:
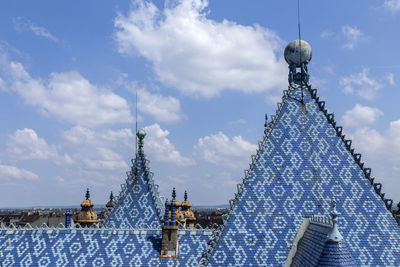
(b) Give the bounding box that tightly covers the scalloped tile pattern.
[207,87,400,266]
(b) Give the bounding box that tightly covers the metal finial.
[85,188,90,200]
[184,190,188,201]
[264,114,268,128]
[109,191,114,202]
[327,198,343,242]
[330,199,338,223]
[65,209,72,228]
[171,201,176,226]
[137,129,146,153]
[164,199,169,226]
[172,188,176,200]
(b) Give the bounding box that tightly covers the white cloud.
[13,17,58,43]
[115,75,185,123]
[7,128,73,164]
[386,72,395,85]
[321,25,367,50]
[138,88,185,123]
[114,0,287,97]
[264,94,281,105]
[55,176,65,183]
[320,30,334,39]
[348,120,400,203]
[0,164,38,180]
[0,54,133,126]
[340,68,383,100]
[8,128,57,160]
[61,126,132,171]
[195,131,256,168]
[383,0,400,11]
[341,104,383,128]
[62,126,133,146]
[143,123,194,166]
[83,147,129,171]
[342,25,364,50]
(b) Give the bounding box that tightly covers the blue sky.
[0,0,399,207]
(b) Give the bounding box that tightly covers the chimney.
[160,199,179,257]
[65,209,72,228]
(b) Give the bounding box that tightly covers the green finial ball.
[137,129,146,153]
[137,129,146,140]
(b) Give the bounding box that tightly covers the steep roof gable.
[103,152,164,228]
[203,84,400,266]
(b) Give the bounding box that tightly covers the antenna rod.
[135,90,138,156]
[298,0,304,89]
[297,0,301,41]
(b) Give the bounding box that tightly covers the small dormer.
[285,200,355,266]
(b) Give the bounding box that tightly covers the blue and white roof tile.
[0,227,212,266]
[103,153,164,229]
[203,84,400,266]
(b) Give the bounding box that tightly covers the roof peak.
[102,152,164,228]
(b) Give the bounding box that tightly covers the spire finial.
[135,90,138,155]
[109,191,114,202]
[164,199,169,226]
[170,200,176,226]
[184,190,188,201]
[172,187,176,200]
[137,129,146,153]
[330,199,338,223]
[65,209,72,228]
[327,198,343,242]
[85,188,90,200]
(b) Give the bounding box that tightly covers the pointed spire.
[164,199,169,226]
[170,200,176,226]
[137,129,146,153]
[172,187,176,200]
[184,190,188,202]
[85,188,90,200]
[264,114,268,128]
[65,209,72,228]
[327,199,344,242]
[106,191,115,209]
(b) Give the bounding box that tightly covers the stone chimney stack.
[160,199,179,257]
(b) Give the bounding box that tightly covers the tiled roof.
[317,240,355,266]
[103,153,164,229]
[0,227,212,266]
[289,216,355,266]
[203,84,400,266]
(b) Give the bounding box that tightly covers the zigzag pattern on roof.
[102,153,164,229]
[0,228,212,266]
[201,84,400,266]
